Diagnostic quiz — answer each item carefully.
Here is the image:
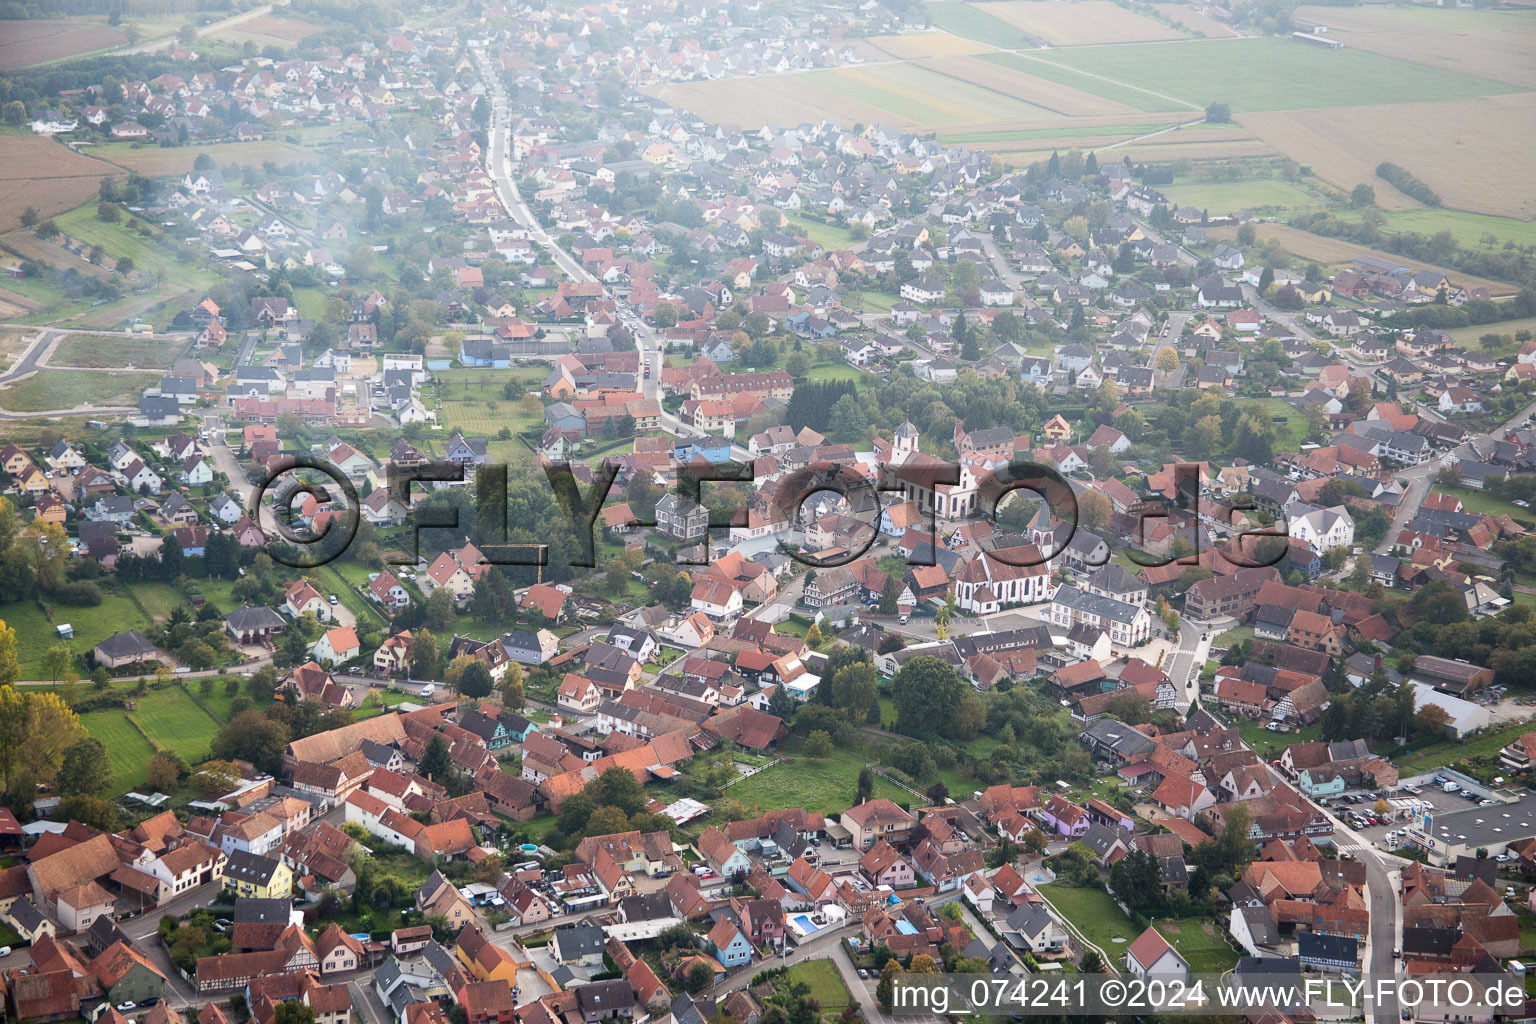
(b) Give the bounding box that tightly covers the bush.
[53,581,103,606]
[1375,162,1441,207]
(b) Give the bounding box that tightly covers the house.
[705,918,753,968]
[1124,926,1190,982]
[313,626,361,666]
[94,630,159,669]
[553,923,606,967]
[223,850,293,900]
[840,799,913,851]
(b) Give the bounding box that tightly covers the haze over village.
[0,0,1533,1022]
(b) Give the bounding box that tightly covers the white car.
[118,1004,137,1012]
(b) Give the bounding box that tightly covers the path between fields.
[110,4,274,55]
[1099,116,1207,150]
[995,48,1202,110]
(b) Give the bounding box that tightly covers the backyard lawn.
[1035,884,1137,962]
[1392,719,1533,775]
[1157,917,1239,974]
[724,741,912,815]
[80,709,157,794]
[129,686,224,764]
[785,958,851,1009]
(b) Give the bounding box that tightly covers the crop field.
[1293,5,1536,90]
[1152,3,1240,38]
[839,61,1068,120]
[930,54,1140,116]
[0,369,159,412]
[88,139,316,176]
[210,15,322,47]
[1240,94,1536,220]
[81,710,158,794]
[1207,223,1518,296]
[976,51,1191,112]
[1029,37,1520,113]
[0,18,126,69]
[977,1,1189,45]
[53,333,186,369]
[866,31,994,58]
[0,137,124,233]
[927,3,1038,48]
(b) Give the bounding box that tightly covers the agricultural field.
[929,54,1141,116]
[1029,37,1519,113]
[927,3,1038,49]
[52,333,186,369]
[865,31,994,59]
[86,138,316,177]
[976,51,1186,112]
[209,15,323,47]
[0,18,127,70]
[0,136,124,233]
[1152,3,1240,38]
[1206,223,1519,297]
[830,62,1065,123]
[1240,94,1536,219]
[978,1,1189,46]
[1293,5,1536,90]
[1449,317,1536,352]
[0,369,159,412]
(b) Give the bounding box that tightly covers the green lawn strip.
[1159,177,1332,214]
[130,686,223,763]
[1235,718,1321,759]
[786,958,852,1009]
[80,709,157,794]
[1029,37,1518,112]
[786,215,855,251]
[1035,884,1137,960]
[314,564,387,627]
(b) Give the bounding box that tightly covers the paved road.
[1165,616,1211,711]
[0,329,55,384]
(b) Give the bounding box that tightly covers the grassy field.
[52,333,186,369]
[1449,317,1536,352]
[807,363,867,384]
[1036,884,1138,959]
[1237,718,1321,758]
[0,592,157,678]
[978,52,1179,112]
[55,204,223,291]
[1364,208,1536,251]
[130,686,224,763]
[786,214,855,251]
[724,741,913,815]
[1029,37,1519,113]
[1157,917,1239,974]
[979,1,1188,46]
[1159,177,1332,214]
[1428,483,1525,519]
[785,958,851,1008]
[0,365,158,411]
[1393,719,1533,774]
[80,709,158,793]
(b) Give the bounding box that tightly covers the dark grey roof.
[225,605,285,630]
[233,896,293,923]
[95,630,157,658]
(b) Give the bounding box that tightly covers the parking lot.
[1332,781,1488,852]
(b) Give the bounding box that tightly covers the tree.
[273,1002,316,1024]
[891,656,972,739]
[826,393,868,443]
[145,752,184,791]
[1351,184,1376,208]
[684,961,716,995]
[410,629,439,679]
[0,686,84,795]
[57,737,111,797]
[878,575,900,615]
[857,767,874,803]
[1414,704,1451,740]
[804,730,834,759]
[500,663,525,709]
[1078,489,1111,530]
[1205,102,1231,123]
[785,350,811,379]
[1189,414,1223,455]
[652,301,678,329]
[1156,347,1179,372]
[986,836,1019,869]
[211,710,289,776]
[1105,691,1153,725]
[805,623,823,647]
[0,621,18,685]
[419,733,453,782]
[456,660,494,699]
